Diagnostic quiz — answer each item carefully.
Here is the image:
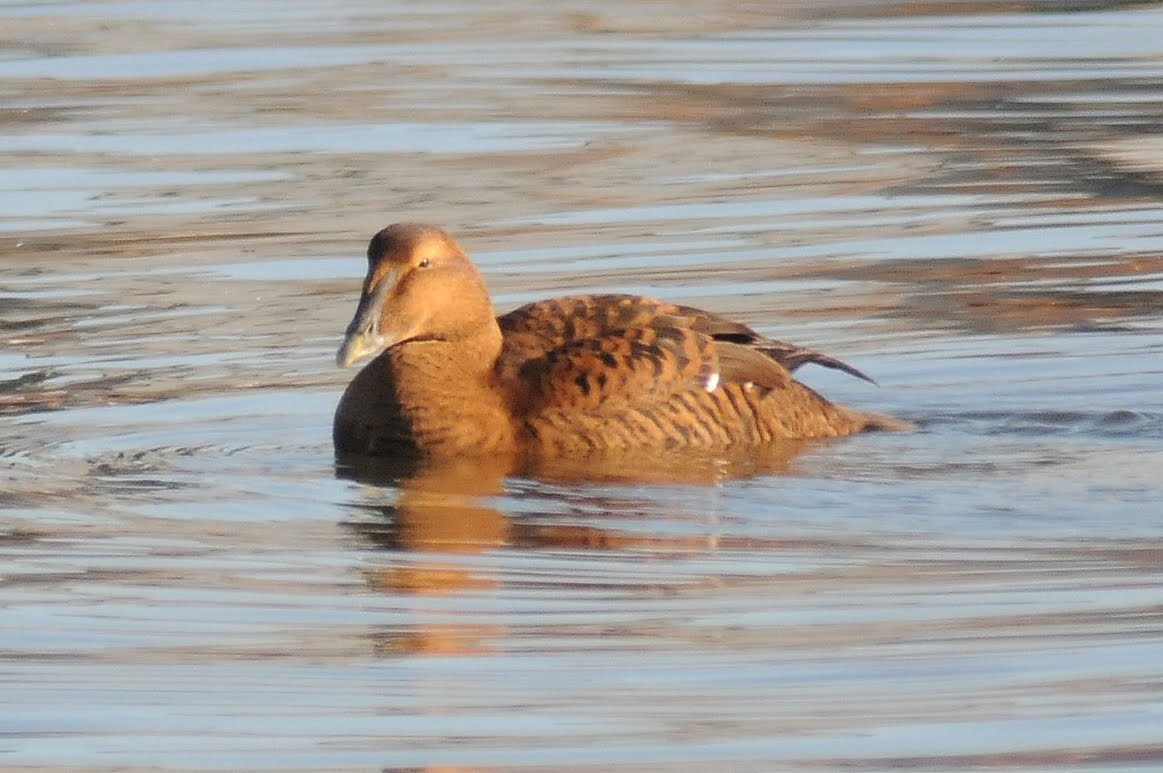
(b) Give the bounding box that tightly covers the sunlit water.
[3,1,1163,770]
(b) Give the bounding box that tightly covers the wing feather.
[497,294,875,385]
[517,325,718,416]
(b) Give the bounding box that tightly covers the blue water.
[3,1,1163,770]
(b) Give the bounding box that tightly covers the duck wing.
[506,320,867,454]
[514,325,719,416]
[497,294,875,385]
[499,297,888,452]
[659,303,877,385]
[510,309,806,417]
[497,295,670,373]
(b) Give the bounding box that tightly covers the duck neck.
[395,318,500,376]
[385,321,512,456]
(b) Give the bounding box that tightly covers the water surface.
[3,1,1163,770]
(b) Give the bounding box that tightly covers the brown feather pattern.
[333,223,908,463]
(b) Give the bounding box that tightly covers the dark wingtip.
[762,346,879,386]
[812,354,878,386]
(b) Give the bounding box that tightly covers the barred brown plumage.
[333,223,910,465]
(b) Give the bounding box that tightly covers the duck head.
[336,223,497,368]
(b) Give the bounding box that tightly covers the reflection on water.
[4,0,1163,769]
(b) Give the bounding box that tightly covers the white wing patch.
[704,371,720,393]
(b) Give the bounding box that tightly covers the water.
[4,1,1163,769]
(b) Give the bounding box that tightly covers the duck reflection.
[336,456,506,656]
[338,437,815,557]
[336,441,818,656]
[339,455,510,556]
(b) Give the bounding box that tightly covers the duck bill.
[336,284,390,368]
[336,327,387,368]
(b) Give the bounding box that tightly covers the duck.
[333,223,906,463]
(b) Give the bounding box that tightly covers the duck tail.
[843,407,916,433]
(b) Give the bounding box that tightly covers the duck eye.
[417,258,430,269]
